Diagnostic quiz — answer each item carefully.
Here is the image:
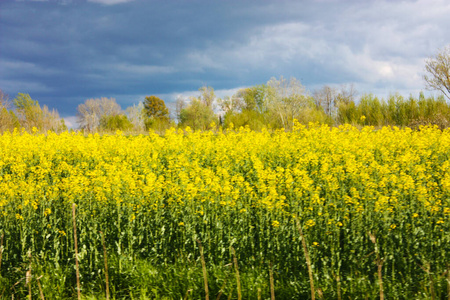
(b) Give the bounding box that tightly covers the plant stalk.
[197,239,209,300]
[296,217,316,300]
[0,233,3,275]
[100,231,110,300]
[231,247,242,300]
[72,203,81,300]
[269,261,275,300]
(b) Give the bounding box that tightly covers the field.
[0,124,449,299]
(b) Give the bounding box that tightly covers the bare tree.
[125,102,145,131]
[217,94,243,115]
[424,45,450,100]
[175,95,186,124]
[198,86,216,108]
[41,105,65,132]
[0,89,17,132]
[0,89,8,107]
[267,76,310,129]
[77,97,122,132]
[336,83,358,104]
[313,85,338,118]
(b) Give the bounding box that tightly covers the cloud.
[1,0,449,116]
[86,0,135,5]
[62,115,77,129]
[113,63,176,75]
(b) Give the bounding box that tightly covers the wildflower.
[272,220,280,228]
[305,219,316,227]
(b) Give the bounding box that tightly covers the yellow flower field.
[0,124,449,299]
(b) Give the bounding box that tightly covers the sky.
[1,0,449,127]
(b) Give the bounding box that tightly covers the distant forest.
[1,78,449,134]
[0,83,449,134]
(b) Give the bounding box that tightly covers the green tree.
[358,94,384,126]
[14,93,42,130]
[179,98,217,131]
[178,87,218,131]
[238,84,274,114]
[143,95,170,131]
[143,96,169,120]
[0,90,19,132]
[337,99,358,125]
[221,85,274,130]
[13,93,64,132]
[424,45,450,100]
[99,114,133,131]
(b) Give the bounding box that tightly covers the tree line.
[1,81,449,134]
[1,45,449,133]
[0,91,66,133]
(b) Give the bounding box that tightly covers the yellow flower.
[178,222,185,226]
[272,220,280,228]
[305,219,316,227]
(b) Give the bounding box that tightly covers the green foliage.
[143,95,169,120]
[143,96,171,132]
[13,93,42,130]
[335,93,450,128]
[358,94,385,126]
[222,109,267,131]
[239,84,274,114]
[336,99,358,124]
[99,114,133,131]
[144,116,173,133]
[179,98,217,131]
[10,93,64,132]
[0,107,20,132]
[13,93,39,111]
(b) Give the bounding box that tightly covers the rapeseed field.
[0,124,449,299]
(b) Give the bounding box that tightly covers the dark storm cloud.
[0,0,449,117]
